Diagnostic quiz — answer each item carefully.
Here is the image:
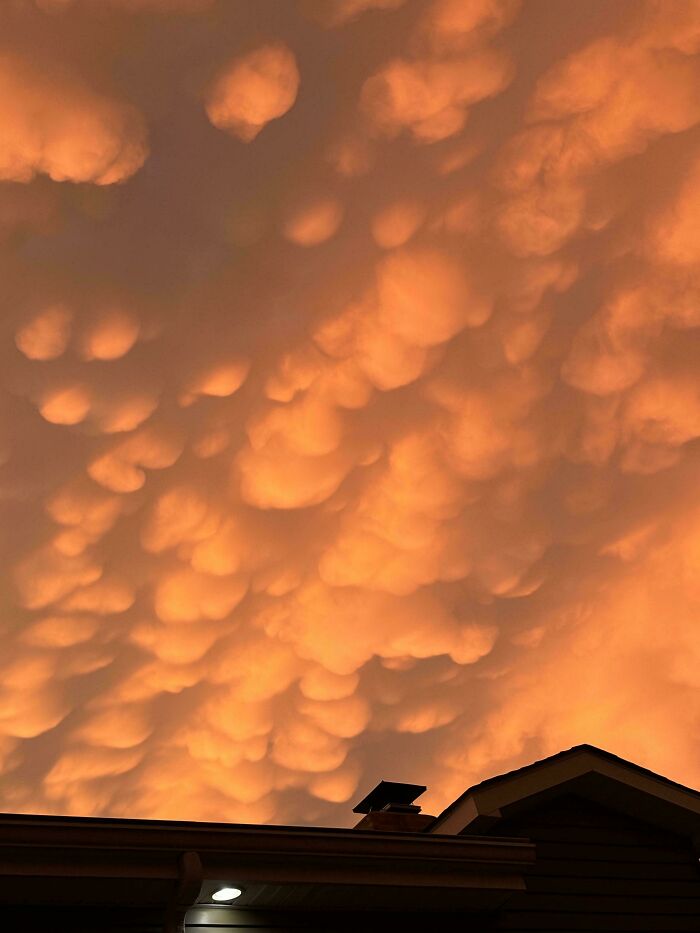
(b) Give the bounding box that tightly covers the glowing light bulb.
[211,886,243,902]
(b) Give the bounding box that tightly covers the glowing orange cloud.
[206,43,300,142]
[1,0,700,828]
[0,54,147,184]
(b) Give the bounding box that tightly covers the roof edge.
[429,744,700,834]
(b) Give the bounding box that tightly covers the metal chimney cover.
[352,781,427,814]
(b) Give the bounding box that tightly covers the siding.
[481,793,700,932]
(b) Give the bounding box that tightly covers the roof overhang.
[0,811,535,931]
[429,747,700,837]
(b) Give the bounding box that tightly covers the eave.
[0,811,535,930]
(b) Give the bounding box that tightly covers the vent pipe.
[352,781,435,832]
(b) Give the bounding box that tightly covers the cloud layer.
[1,0,699,825]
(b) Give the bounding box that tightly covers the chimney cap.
[352,780,426,814]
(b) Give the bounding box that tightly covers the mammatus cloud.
[0,0,700,825]
[205,43,300,142]
[0,54,147,185]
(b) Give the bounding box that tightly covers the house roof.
[4,743,700,929]
[0,810,535,932]
[429,744,700,838]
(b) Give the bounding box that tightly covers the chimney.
[352,781,435,832]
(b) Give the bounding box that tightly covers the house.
[1,744,699,931]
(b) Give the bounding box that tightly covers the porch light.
[211,886,243,902]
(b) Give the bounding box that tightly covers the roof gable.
[429,744,700,840]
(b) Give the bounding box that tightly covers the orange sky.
[1,0,700,826]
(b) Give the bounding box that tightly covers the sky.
[1,0,700,827]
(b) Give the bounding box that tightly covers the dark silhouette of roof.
[454,743,700,801]
[2,743,700,930]
[430,743,700,835]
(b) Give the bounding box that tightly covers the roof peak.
[429,742,700,836]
